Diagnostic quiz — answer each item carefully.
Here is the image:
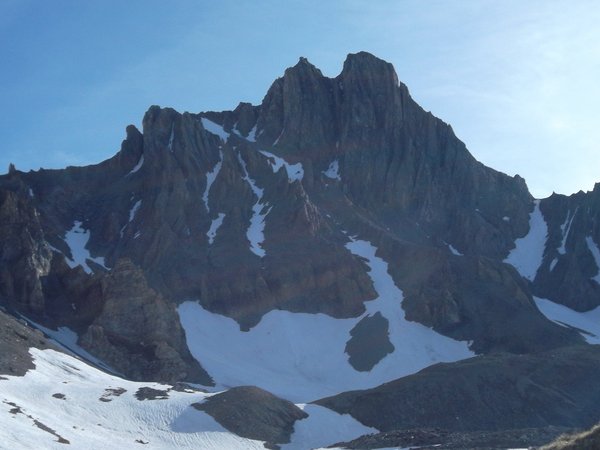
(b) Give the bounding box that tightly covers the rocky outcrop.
[0,308,58,377]
[193,386,308,447]
[80,258,211,384]
[0,187,52,315]
[316,345,600,433]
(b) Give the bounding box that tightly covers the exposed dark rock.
[79,258,212,385]
[0,308,57,377]
[135,387,169,401]
[333,426,572,449]
[193,386,308,446]
[345,312,394,371]
[316,345,600,433]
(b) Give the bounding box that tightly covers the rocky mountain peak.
[340,51,400,89]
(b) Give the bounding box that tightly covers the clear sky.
[1,0,599,198]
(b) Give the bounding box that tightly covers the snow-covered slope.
[179,237,473,402]
[0,347,373,450]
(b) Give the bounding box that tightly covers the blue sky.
[1,0,599,198]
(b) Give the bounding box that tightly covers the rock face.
[0,51,598,389]
[316,345,600,433]
[193,386,308,447]
[79,259,211,384]
[0,308,57,377]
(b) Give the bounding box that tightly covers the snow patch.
[237,153,269,257]
[168,123,175,151]
[179,237,473,402]
[446,242,463,256]
[535,297,600,344]
[200,118,230,142]
[207,213,225,245]
[259,149,304,182]
[585,236,600,283]
[283,404,376,450]
[549,258,558,271]
[129,200,142,223]
[28,188,34,198]
[558,208,577,255]
[0,349,265,449]
[63,221,108,274]
[127,155,144,175]
[273,128,284,146]
[503,216,510,222]
[504,200,548,281]
[202,151,223,213]
[323,160,341,180]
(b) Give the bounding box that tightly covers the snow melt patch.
[283,404,376,450]
[504,200,548,281]
[558,208,577,255]
[129,200,142,222]
[535,297,600,344]
[237,153,269,257]
[202,151,223,213]
[168,123,175,151]
[259,149,304,182]
[207,213,225,245]
[585,236,600,283]
[200,118,230,142]
[446,242,463,256]
[0,349,265,449]
[63,221,107,274]
[323,160,341,180]
[127,155,144,175]
[179,237,473,402]
[233,123,258,142]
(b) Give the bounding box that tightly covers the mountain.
[1,51,600,449]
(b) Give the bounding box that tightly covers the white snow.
[504,200,548,281]
[232,123,258,142]
[259,149,304,182]
[127,155,144,175]
[323,160,341,180]
[446,243,463,256]
[24,320,114,373]
[202,151,223,213]
[273,128,285,146]
[168,123,175,151]
[62,221,108,274]
[558,208,577,255]
[503,216,510,222]
[534,297,600,344]
[207,213,225,245]
[585,236,600,283]
[247,125,257,142]
[283,404,376,450]
[237,153,270,257]
[179,236,473,402]
[549,258,558,271]
[28,188,34,198]
[200,118,230,142]
[0,348,265,449]
[129,200,142,223]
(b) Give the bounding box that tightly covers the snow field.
[179,237,473,403]
[504,200,547,281]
